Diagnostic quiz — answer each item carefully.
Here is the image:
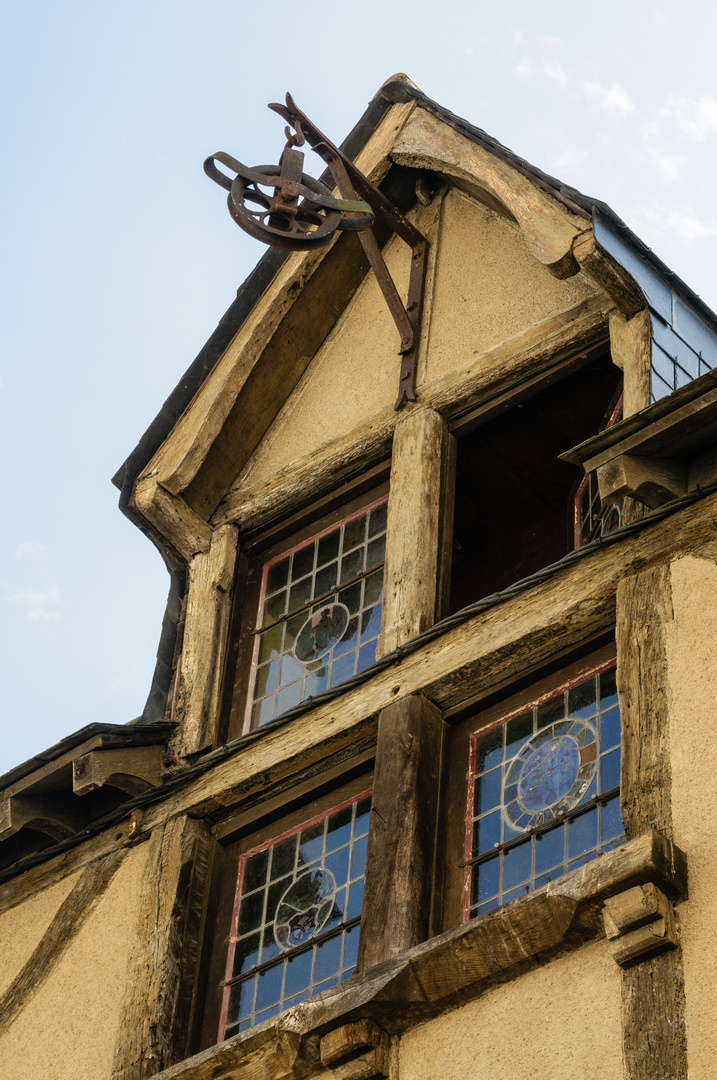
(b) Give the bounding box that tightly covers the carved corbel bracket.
[320,1021,390,1080]
[596,454,687,510]
[603,882,678,966]
[72,745,165,797]
[0,794,84,843]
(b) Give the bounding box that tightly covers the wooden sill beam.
[148,830,685,1080]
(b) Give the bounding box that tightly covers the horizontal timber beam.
[142,488,717,828]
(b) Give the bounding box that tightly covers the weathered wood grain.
[392,106,587,276]
[379,409,455,656]
[609,308,651,416]
[72,745,165,796]
[0,847,127,1030]
[616,561,687,1079]
[110,816,212,1080]
[169,524,239,759]
[146,830,685,1080]
[617,563,674,840]
[214,293,613,532]
[358,696,446,970]
[573,229,645,318]
[132,478,212,563]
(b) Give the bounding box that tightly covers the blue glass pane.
[502,840,532,891]
[475,767,502,816]
[334,616,359,658]
[600,706,621,752]
[476,728,503,772]
[534,823,565,875]
[601,748,621,792]
[568,807,598,860]
[314,934,342,983]
[350,834,368,880]
[253,696,277,727]
[534,865,564,889]
[304,667,328,697]
[473,811,501,856]
[502,886,528,904]
[324,846,350,888]
[360,605,382,643]
[255,1002,282,1025]
[568,852,595,872]
[568,676,597,718]
[256,660,280,697]
[326,807,352,852]
[279,652,304,687]
[284,948,312,997]
[599,667,618,710]
[299,821,324,863]
[330,651,357,688]
[354,798,371,838]
[473,855,499,904]
[505,713,532,759]
[601,795,623,841]
[324,887,346,931]
[233,932,261,978]
[346,877,364,920]
[358,640,377,671]
[255,963,283,1012]
[237,890,265,936]
[476,895,501,916]
[261,924,281,966]
[277,681,303,714]
[227,976,256,1026]
[314,974,340,993]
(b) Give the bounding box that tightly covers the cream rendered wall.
[0,870,80,998]
[0,842,149,1080]
[399,940,622,1080]
[666,552,717,1080]
[239,188,597,491]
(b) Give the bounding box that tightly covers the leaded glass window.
[249,498,387,728]
[219,791,371,1037]
[465,665,624,919]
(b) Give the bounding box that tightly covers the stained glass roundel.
[293,603,350,664]
[274,868,337,951]
[502,718,598,832]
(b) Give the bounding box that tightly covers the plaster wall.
[0,842,148,1080]
[0,870,80,998]
[398,939,621,1080]
[239,187,596,491]
[666,551,717,1080]
[413,188,595,382]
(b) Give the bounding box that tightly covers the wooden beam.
[0,847,127,1028]
[169,524,239,759]
[573,230,645,318]
[72,745,165,797]
[358,695,447,971]
[392,106,587,277]
[609,308,651,416]
[603,883,678,967]
[378,408,455,657]
[214,293,613,532]
[110,816,212,1080]
[144,489,717,827]
[147,830,685,1080]
[597,454,687,509]
[616,562,688,1080]
[0,794,84,842]
[132,478,212,563]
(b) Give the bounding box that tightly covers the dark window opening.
[449,349,621,614]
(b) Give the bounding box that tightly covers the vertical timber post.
[357,694,447,970]
[378,407,455,657]
[616,563,688,1080]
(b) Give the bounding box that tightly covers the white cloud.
[644,145,684,184]
[652,10,668,25]
[550,146,590,171]
[637,205,717,243]
[15,541,47,560]
[540,36,562,47]
[6,585,62,623]
[581,80,634,115]
[515,57,569,87]
[513,30,524,45]
[660,95,717,142]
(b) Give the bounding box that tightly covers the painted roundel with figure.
[274,868,337,951]
[502,718,598,831]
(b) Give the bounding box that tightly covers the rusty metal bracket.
[205,93,429,409]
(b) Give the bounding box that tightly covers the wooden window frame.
[222,473,389,744]
[439,637,619,931]
[195,763,374,1052]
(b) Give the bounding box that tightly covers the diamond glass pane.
[221,792,371,1038]
[251,500,387,728]
[467,665,625,918]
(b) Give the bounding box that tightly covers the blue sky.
[2,1,717,772]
